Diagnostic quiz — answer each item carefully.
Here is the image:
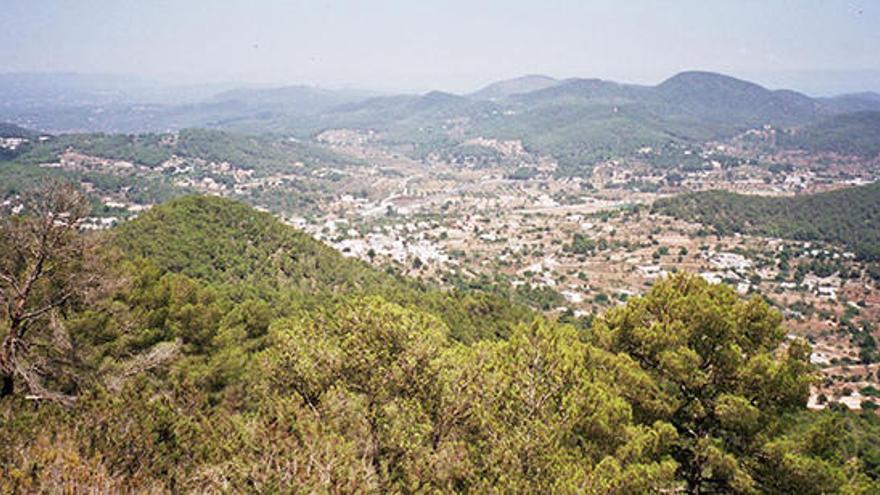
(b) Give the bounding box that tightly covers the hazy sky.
[2,0,878,95]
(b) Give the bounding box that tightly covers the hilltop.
[653,71,818,127]
[470,74,560,100]
[0,122,40,139]
[114,195,391,289]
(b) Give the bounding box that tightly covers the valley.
[4,106,879,413]
[6,3,880,491]
[3,69,880,493]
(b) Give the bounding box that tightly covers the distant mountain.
[0,72,156,108]
[461,72,826,169]
[333,91,470,114]
[851,91,880,102]
[818,92,880,114]
[3,70,879,171]
[0,72,234,108]
[313,70,880,171]
[317,90,495,136]
[506,71,819,128]
[470,75,560,100]
[211,85,376,115]
[511,78,648,104]
[653,71,818,127]
[0,73,254,133]
[0,122,39,138]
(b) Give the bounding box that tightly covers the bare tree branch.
[1,179,99,404]
[103,339,182,393]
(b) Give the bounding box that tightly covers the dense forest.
[777,111,880,158]
[654,183,880,261]
[1,185,880,493]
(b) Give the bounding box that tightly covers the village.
[7,125,880,413]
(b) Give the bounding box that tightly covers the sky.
[1,0,879,95]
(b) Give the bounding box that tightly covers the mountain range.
[3,71,880,165]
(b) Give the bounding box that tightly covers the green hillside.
[0,122,39,138]
[777,111,880,158]
[2,191,879,493]
[14,128,356,171]
[653,71,818,127]
[6,71,878,175]
[113,195,532,343]
[320,71,840,172]
[114,195,389,288]
[655,183,880,260]
[471,101,692,174]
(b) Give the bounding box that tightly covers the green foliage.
[113,195,533,343]
[656,183,880,260]
[594,273,815,493]
[438,320,679,493]
[114,195,389,289]
[1,197,879,493]
[753,411,880,494]
[472,102,683,172]
[778,111,880,158]
[567,232,597,255]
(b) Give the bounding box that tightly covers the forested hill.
[2,189,880,493]
[654,182,880,260]
[0,122,39,138]
[112,195,533,343]
[114,195,391,289]
[777,111,880,158]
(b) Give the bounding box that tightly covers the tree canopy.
[1,192,878,493]
[655,183,880,261]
